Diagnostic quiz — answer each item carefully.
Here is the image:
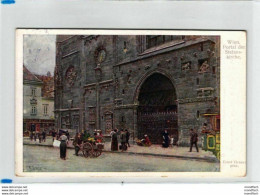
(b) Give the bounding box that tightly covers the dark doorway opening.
[137,73,178,144]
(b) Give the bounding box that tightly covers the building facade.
[54,35,220,145]
[23,66,55,133]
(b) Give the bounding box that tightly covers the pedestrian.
[29,131,33,141]
[42,130,46,142]
[96,130,103,143]
[73,133,82,156]
[33,131,36,141]
[52,130,56,142]
[59,132,68,160]
[93,130,98,141]
[170,135,174,147]
[111,129,118,151]
[82,130,90,142]
[38,131,42,143]
[66,131,70,141]
[141,134,151,146]
[189,129,199,152]
[120,129,127,151]
[162,129,169,148]
[125,129,130,147]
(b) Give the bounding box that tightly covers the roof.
[23,65,43,85]
[35,74,54,98]
[115,37,216,67]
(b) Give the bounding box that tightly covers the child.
[170,135,174,147]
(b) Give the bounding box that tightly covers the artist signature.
[28,166,45,171]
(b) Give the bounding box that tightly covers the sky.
[23,35,56,75]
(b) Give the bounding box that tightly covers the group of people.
[29,130,46,143]
[57,127,200,160]
[72,130,101,156]
[51,130,70,142]
[110,129,130,152]
[162,130,177,148]
[162,129,199,152]
[136,134,152,146]
[59,130,103,160]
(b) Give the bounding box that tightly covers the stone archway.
[136,73,178,144]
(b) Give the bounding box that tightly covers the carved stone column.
[94,64,102,130]
[133,103,139,141]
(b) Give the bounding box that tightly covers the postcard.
[15,29,246,178]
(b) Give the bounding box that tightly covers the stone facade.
[54,35,220,145]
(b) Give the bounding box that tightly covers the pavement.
[23,136,219,163]
[23,145,220,172]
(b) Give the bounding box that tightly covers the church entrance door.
[137,73,178,144]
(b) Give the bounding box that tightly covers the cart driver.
[73,133,83,156]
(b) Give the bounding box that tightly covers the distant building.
[23,65,55,133]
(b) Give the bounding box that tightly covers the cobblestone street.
[23,145,220,172]
[23,137,218,162]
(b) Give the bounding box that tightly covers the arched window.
[121,116,126,123]
[196,78,200,85]
[196,110,200,119]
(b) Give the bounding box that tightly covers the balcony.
[30,98,37,105]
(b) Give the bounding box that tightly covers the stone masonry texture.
[54,35,220,146]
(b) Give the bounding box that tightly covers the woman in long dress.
[59,133,68,160]
[111,129,118,151]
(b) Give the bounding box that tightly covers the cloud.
[23,35,56,75]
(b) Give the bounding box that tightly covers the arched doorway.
[137,73,178,144]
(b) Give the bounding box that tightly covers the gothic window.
[212,66,216,74]
[196,78,200,85]
[72,115,79,130]
[200,43,204,51]
[146,35,184,49]
[196,110,200,119]
[104,111,113,134]
[89,107,96,122]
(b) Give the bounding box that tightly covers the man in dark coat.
[52,130,56,142]
[29,130,33,141]
[125,129,130,147]
[73,133,82,156]
[111,129,118,151]
[120,129,127,151]
[162,130,169,148]
[42,130,46,142]
[189,129,199,152]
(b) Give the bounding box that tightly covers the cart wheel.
[83,142,92,158]
[92,149,102,157]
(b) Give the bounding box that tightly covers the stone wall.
[55,35,220,144]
